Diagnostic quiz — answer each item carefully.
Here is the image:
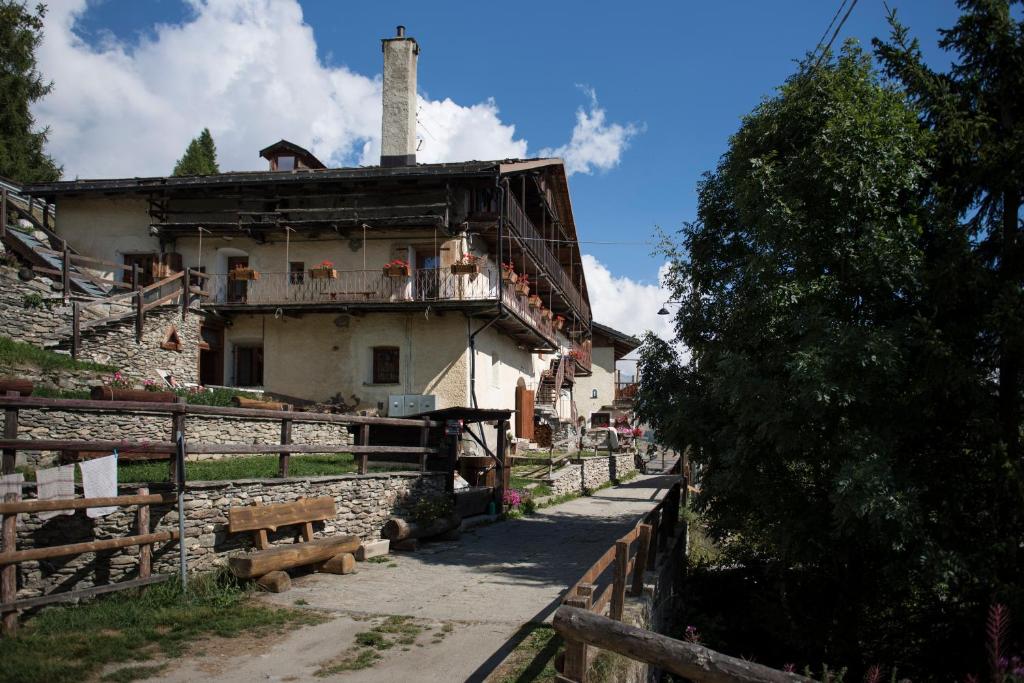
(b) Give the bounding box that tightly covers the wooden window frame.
[372,346,400,385]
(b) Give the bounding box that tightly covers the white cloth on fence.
[0,472,25,524]
[78,453,118,518]
[35,464,76,520]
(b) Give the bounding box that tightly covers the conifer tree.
[0,1,61,183]
[172,128,219,176]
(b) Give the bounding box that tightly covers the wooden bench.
[226,497,359,587]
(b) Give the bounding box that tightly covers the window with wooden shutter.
[372,347,400,384]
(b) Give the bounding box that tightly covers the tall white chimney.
[380,25,419,167]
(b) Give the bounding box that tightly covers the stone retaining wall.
[16,409,354,468]
[545,452,637,496]
[9,472,445,600]
[0,265,71,349]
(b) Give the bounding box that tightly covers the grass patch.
[510,476,553,499]
[118,453,358,482]
[536,491,582,509]
[0,571,324,683]
[373,615,423,645]
[366,556,392,564]
[0,335,116,373]
[100,664,168,683]
[355,630,393,650]
[315,648,380,675]
[488,622,563,683]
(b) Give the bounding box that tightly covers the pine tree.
[172,128,220,176]
[0,1,61,183]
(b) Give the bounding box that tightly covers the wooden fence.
[559,476,685,682]
[0,393,441,478]
[0,487,176,635]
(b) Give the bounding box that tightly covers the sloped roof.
[592,321,642,359]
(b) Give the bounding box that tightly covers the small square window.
[277,155,295,171]
[372,346,400,384]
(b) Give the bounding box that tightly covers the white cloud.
[33,1,632,179]
[582,254,674,341]
[539,86,642,176]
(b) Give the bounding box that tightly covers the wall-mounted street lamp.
[657,301,683,315]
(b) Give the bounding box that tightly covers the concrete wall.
[574,344,616,424]
[8,472,444,600]
[223,311,469,407]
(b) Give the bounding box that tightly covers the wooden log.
[255,570,291,593]
[562,592,592,682]
[227,535,360,579]
[0,530,179,565]
[356,540,389,561]
[552,606,815,683]
[231,396,288,411]
[321,552,355,575]
[0,380,33,396]
[381,514,460,542]
[90,387,177,403]
[1,574,169,613]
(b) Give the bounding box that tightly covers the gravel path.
[145,473,679,683]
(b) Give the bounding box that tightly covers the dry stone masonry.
[0,265,71,349]
[8,472,445,600]
[545,452,637,497]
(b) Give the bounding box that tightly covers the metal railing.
[505,193,591,322]
[501,284,558,344]
[205,266,499,306]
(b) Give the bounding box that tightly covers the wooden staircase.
[536,354,576,418]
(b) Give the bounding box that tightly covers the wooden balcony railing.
[615,382,638,402]
[505,193,591,322]
[572,340,592,373]
[501,285,558,346]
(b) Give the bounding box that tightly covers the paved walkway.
[146,473,679,683]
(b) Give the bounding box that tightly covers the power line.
[813,0,849,61]
[813,0,859,70]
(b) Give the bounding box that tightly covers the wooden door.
[227,256,248,303]
[515,385,535,440]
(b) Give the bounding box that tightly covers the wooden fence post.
[61,241,71,301]
[169,397,186,481]
[278,406,293,478]
[358,424,369,475]
[631,523,652,596]
[648,511,661,567]
[610,539,628,621]
[71,301,81,359]
[2,491,19,635]
[562,590,592,682]
[180,272,188,320]
[136,486,151,580]
[2,391,18,475]
[419,417,430,472]
[135,287,144,343]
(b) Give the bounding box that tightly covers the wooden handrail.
[0,439,437,457]
[142,289,180,312]
[32,265,132,290]
[553,606,815,683]
[188,268,210,280]
[0,530,179,565]
[0,493,175,515]
[139,270,184,295]
[0,395,439,428]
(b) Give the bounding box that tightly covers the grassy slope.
[0,335,116,373]
[0,573,324,683]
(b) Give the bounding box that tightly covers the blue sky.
[35,0,963,335]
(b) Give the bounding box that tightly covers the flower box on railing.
[451,263,480,275]
[528,295,542,309]
[515,279,530,296]
[310,266,337,279]
[554,316,566,330]
[383,260,411,277]
[228,267,260,281]
[541,308,553,321]
[501,265,518,283]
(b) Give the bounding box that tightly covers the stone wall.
[9,472,445,600]
[16,409,353,468]
[0,265,71,349]
[544,452,637,497]
[73,305,201,386]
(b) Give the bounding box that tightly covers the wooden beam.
[227,535,360,579]
[2,391,17,475]
[631,524,652,597]
[358,424,370,474]
[610,539,628,621]
[1,574,170,613]
[2,493,18,634]
[136,487,152,579]
[0,493,175,515]
[278,406,292,478]
[0,530,179,565]
[553,606,815,683]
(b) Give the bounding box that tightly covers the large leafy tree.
[172,128,219,176]
[0,1,61,183]
[638,41,1018,676]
